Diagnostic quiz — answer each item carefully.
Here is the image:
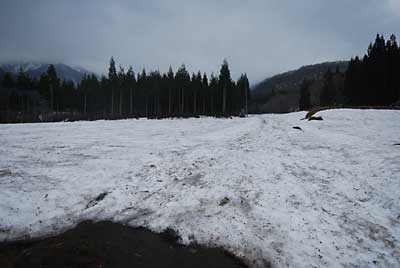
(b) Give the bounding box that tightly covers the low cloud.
[0,0,399,83]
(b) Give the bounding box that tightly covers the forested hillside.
[250,61,348,113]
[299,34,400,110]
[251,33,400,114]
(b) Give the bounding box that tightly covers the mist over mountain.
[250,61,349,113]
[0,61,94,84]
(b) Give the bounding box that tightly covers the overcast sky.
[0,0,399,83]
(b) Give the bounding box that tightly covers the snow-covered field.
[0,109,399,268]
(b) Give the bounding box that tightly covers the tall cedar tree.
[47,64,59,111]
[108,57,117,115]
[219,59,232,115]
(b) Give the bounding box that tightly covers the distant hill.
[0,61,95,84]
[250,61,349,113]
[0,67,4,80]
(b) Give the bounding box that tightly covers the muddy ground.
[0,221,249,268]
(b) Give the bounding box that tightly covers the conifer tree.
[176,64,190,115]
[244,74,250,114]
[47,64,59,111]
[117,66,125,116]
[16,68,31,90]
[126,66,136,115]
[2,72,15,89]
[209,73,218,116]
[79,74,89,114]
[108,57,117,115]
[386,34,400,103]
[167,66,174,115]
[219,59,232,115]
[201,72,208,114]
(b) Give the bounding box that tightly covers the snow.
[0,61,44,73]
[0,109,399,268]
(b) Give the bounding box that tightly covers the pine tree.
[175,64,190,115]
[108,57,117,115]
[243,74,250,115]
[149,70,161,118]
[201,72,208,114]
[59,79,76,112]
[386,34,400,104]
[237,73,250,115]
[117,66,125,117]
[14,68,30,112]
[2,72,15,89]
[126,66,136,116]
[47,64,59,111]
[209,73,218,116]
[1,73,15,113]
[99,75,108,116]
[191,72,202,115]
[16,68,32,90]
[137,69,148,117]
[167,66,174,115]
[219,59,232,115]
[79,74,89,114]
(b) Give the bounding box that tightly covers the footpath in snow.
[0,109,399,268]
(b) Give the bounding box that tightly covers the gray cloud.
[0,0,399,83]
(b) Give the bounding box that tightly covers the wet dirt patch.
[219,197,231,206]
[0,169,12,177]
[0,221,249,268]
[85,192,109,209]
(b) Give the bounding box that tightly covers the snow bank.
[0,109,399,267]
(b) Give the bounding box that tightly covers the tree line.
[0,59,250,122]
[300,34,400,110]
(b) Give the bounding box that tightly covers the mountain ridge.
[0,61,95,84]
[252,61,348,94]
[250,61,349,113]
